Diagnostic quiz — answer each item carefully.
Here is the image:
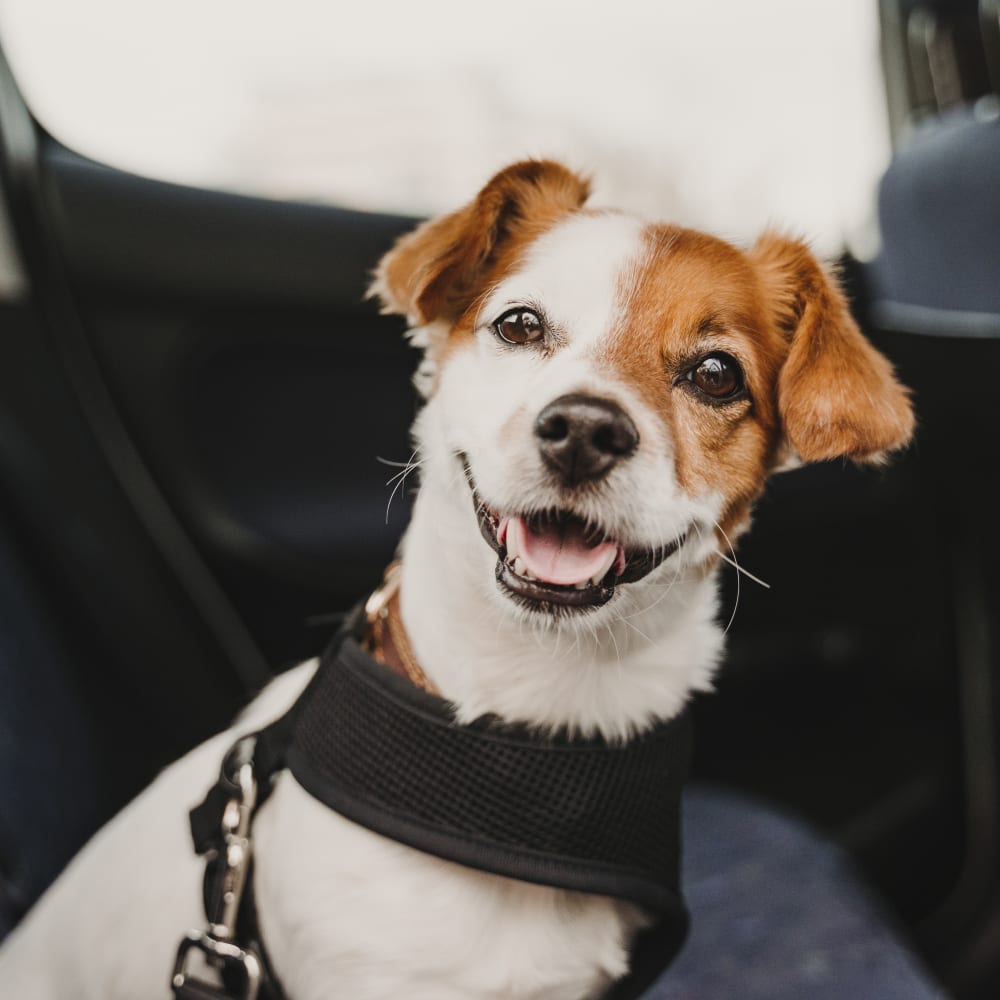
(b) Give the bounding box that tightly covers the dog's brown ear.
[371,160,591,325]
[752,232,914,464]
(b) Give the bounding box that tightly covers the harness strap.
[173,616,692,999]
[287,636,691,912]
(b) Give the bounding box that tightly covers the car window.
[0,0,889,255]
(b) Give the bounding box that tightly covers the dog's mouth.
[463,460,685,611]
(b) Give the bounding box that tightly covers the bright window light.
[0,0,890,255]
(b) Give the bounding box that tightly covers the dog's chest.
[253,775,643,1000]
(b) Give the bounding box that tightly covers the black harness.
[172,611,693,1000]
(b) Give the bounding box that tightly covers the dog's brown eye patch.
[495,308,544,345]
[685,353,746,401]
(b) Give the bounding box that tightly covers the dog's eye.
[687,353,745,400]
[494,309,544,345]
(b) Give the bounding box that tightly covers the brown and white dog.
[0,160,913,999]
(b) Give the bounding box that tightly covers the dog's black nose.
[535,394,639,486]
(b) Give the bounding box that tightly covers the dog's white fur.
[401,213,724,740]
[0,163,912,998]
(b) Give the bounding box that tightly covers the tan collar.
[364,562,437,694]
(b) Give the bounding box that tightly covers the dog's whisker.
[384,452,422,524]
[614,526,689,623]
[604,620,622,666]
[385,470,418,521]
[712,520,744,635]
[618,615,653,645]
[447,464,469,491]
[385,460,423,487]
[380,450,421,479]
[715,551,771,589]
[376,453,419,470]
[614,575,677,622]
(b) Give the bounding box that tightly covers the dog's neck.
[395,464,724,741]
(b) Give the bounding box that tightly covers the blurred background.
[0,0,891,252]
[0,1,997,997]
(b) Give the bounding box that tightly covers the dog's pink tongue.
[507,516,618,586]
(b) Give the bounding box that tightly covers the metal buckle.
[364,560,401,624]
[172,929,262,1000]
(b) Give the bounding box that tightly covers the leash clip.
[209,739,259,940]
[172,736,262,999]
[172,929,262,1000]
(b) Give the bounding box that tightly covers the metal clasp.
[172,929,262,1000]
[364,560,402,625]
[171,736,261,998]
[209,741,258,941]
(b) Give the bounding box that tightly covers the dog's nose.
[535,394,639,486]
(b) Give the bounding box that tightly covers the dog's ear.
[371,160,591,325]
[751,232,914,465]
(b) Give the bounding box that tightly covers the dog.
[0,160,913,1000]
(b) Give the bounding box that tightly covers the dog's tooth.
[512,557,525,576]
[575,581,589,590]
[592,547,618,584]
[506,527,520,561]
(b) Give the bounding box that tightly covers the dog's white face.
[374,161,914,635]
[417,212,722,628]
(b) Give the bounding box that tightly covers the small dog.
[0,160,913,1000]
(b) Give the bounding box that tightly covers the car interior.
[0,1,997,997]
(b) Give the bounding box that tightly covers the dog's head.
[372,160,913,624]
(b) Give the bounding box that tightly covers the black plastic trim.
[41,142,418,306]
[0,43,273,691]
